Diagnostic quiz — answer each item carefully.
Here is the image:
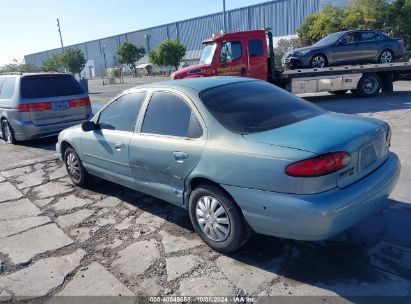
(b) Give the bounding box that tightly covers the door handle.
[114,142,125,151]
[172,152,189,163]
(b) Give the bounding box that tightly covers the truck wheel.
[1,119,16,144]
[379,50,393,64]
[330,90,348,95]
[310,54,327,68]
[189,184,251,253]
[353,73,382,98]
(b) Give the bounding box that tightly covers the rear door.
[247,38,267,80]
[20,75,91,126]
[216,41,246,77]
[81,92,146,188]
[129,90,206,205]
[359,31,383,62]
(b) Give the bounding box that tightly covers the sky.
[0,0,267,65]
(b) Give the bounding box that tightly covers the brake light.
[69,97,90,107]
[399,39,405,46]
[286,152,351,177]
[16,102,52,112]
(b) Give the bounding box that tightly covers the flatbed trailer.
[172,29,411,98]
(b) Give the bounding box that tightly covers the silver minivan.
[0,73,93,143]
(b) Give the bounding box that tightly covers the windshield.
[200,81,324,134]
[199,43,217,64]
[314,32,344,46]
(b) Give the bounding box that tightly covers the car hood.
[285,45,326,57]
[171,64,209,79]
[243,113,385,154]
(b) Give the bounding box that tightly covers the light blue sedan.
[56,77,400,252]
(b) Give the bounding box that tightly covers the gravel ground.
[0,79,410,303]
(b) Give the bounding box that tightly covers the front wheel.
[1,119,16,144]
[189,184,251,253]
[352,73,382,98]
[64,147,88,186]
[310,54,327,68]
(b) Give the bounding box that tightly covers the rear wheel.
[330,90,348,95]
[310,54,327,68]
[189,184,251,253]
[64,147,88,186]
[1,119,16,144]
[379,50,393,64]
[352,73,382,98]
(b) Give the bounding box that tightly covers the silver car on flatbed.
[0,73,93,143]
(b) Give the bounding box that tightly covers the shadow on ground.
[85,176,411,300]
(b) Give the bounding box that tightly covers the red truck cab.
[171,30,270,81]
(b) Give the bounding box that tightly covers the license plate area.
[52,100,69,111]
[359,138,385,171]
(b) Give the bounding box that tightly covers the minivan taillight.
[286,152,351,177]
[69,97,90,107]
[16,102,52,112]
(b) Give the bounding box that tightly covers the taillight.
[69,97,90,107]
[286,152,351,177]
[399,39,405,46]
[16,102,52,112]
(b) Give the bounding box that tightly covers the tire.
[379,49,394,64]
[310,54,327,68]
[189,184,251,253]
[64,147,88,186]
[1,119,16,144]
[353,73,382,98]
[330,90,348,95]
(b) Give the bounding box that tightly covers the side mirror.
[81,121,98,132]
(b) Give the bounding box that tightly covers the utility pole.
[57,18,64,53]
[222,0,227,33]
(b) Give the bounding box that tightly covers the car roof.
[133,76,257,93]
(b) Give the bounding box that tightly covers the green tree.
[387,0,411,45]
[149,39,186,71]
[41,54,63,72]
[0,58,41,73]
[117,42,145,76]
[60,48,87,78]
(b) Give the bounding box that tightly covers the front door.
[81,92,146,188]
[129,91,206,205]
[329,32,361,65]
[216,41,246,77]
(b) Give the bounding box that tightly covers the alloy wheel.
[311,56,325,68]
[380,51,393,63]
[195,195,231,242]
[66,152,81,182]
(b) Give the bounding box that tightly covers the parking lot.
[0,78,410,302]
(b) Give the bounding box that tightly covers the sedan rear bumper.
[223,152,400,240]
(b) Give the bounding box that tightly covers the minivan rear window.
[200,81,324,134]
[21,75,84,99]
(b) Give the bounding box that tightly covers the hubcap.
[312,56,325,68]
[66,152,81,182]
[380,51,392,63]
[195,196,230,242]
[363,77,378,95]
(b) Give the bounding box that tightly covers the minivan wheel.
[379,50,393,64]
[189,184,251,253]
[1,119,16,144]
[64,147,88,186]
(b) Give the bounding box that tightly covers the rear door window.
[142,91,202,138]
[361,32,383,41]
[200,81,324,134]
[21,75,84,99]
[248,39,263,57]
[98,92,146,132]
[0,77,16,99]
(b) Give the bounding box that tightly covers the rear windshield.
[200,81,324,134]
[21,75,84,99]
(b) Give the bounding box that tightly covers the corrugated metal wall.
[25,0,347,75]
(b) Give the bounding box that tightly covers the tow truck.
[171,29,411,98]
